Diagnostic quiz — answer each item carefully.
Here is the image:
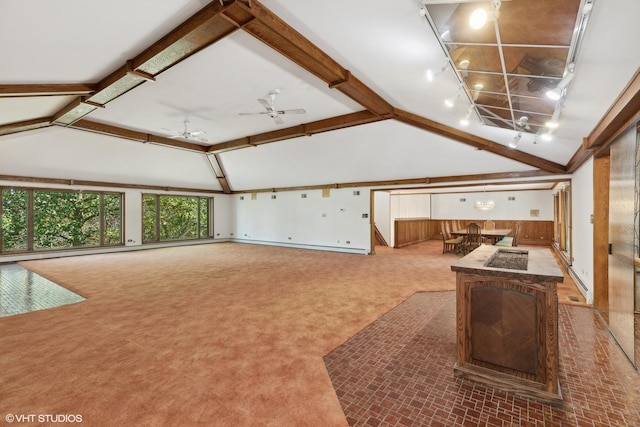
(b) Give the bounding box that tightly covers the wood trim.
[565,139,594,173]
[206,153,231,194]
[0,84,96,97]
[243,1,393,116]
[592,154,610,310]
[207,111,386,153]
[131,1,247,76]
[585,68,640,151]
[0,175,222,194]
[394,108,567,174]
[0,117,53,136]
[236,172,568,194]
[69,120,208,153]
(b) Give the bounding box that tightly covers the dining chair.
[482,220,496,244]
[495,221,520,247]
[464,222,482,253]
[442,222,464,254]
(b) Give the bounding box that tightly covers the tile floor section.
[324,291,640,427]
[0,263,84,317]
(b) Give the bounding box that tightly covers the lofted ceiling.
[1,0,639,194]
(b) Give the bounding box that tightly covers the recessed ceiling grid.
[422,0,585,140]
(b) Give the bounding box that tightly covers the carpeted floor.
[0,240,611,426]
[324,291,640,426]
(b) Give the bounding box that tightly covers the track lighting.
[469,0,501,29]
[546,63,576,100]
[444,86,462,108]
[426,60,449,82]
[508,132,522,149]
[459,105,474,127]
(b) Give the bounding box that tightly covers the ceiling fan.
[239,89,306,125]
[162,119,207,142]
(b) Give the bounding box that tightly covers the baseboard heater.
[231,238,369,255]
[568,267,589,293]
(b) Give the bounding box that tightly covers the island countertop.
[450,244,564,283]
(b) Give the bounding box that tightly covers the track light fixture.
[469,0,501,29]
[508,132,522,149]
[546,63,576,100]
[540,132,553,142]
[426,60,450,82]
[459,105,474,127]
[444,86,462,108]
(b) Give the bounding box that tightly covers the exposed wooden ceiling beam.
[69,119,207,153]
[207,110,387,153]
[0,84,96,97]
[242,0,394,116]
[1,0,578,183]
[393,108,567,174]
[51,1,246,126]
[0,117,53,136]
[236,170,566,194]
[206,153,231,193]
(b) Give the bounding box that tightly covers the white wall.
[431,190,553,221]
[568,158,594,303]
[373,191,391,245]
[231,188,371,254]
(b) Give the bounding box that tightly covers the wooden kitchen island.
[450,245,564,403]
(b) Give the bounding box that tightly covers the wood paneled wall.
[430,219,554,246]
[393,218,554,248]
[394,218,432,248]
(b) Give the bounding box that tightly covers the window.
[553,185,571,261]
[142,194,211,243]
[0,187,123,253]
[1,188,28,252]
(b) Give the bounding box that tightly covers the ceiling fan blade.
[189,130,206,137]
[279,109,306,114]
[273,115,284,125]
[258,98,272,111]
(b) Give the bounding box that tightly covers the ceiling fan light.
[545,120,559,129]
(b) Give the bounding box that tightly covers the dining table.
[450,228,512,244]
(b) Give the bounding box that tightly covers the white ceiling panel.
[219,120,534,191]
[0,96,75,125]
[0,127,220,191]
[90,31,363,144]
[0,0,207,82]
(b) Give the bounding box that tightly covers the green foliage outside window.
[142,194,211,243]
[1,189,28,252]
[1,187,122,253]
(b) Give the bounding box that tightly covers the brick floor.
[324,292,640,426]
